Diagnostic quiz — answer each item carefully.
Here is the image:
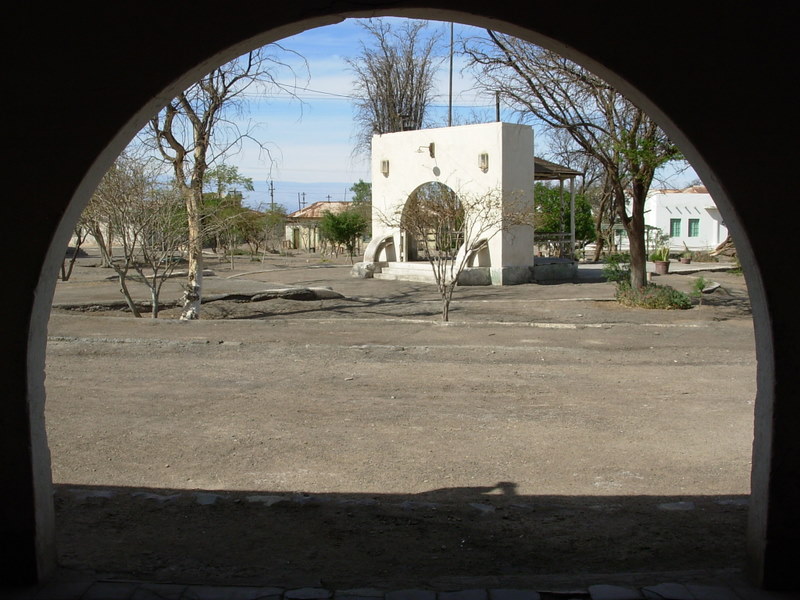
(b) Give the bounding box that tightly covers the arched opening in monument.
[400,182,464,262]
[29,9,769,590]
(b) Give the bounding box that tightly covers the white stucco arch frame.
[6,4,796,590]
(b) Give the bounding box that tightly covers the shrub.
[602,253,631,284]
[616,282,692,310]
[691,250,718,263]
[649,246,670,262]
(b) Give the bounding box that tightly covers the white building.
[361,122,536,285]
[644,185,727,251]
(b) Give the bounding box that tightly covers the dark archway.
[401,182,463,262]
[3,3,796,590]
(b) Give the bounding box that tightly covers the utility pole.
[268,180,275,211]
[326,194,332,202]
[448,22,454,127]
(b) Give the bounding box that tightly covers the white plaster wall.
[645,192,728,251]
[370,122,534,270]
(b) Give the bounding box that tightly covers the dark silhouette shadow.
[54,482,749,589]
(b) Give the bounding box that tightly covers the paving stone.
[245,495,286,506]
[399,501,440,510]
[184,586,282,600]
[27,580,94,599]
[587,584,643,600]
[656,501,696,511]
[684,585,740,600]
[488,589,542,600]
[194,493,224,505]
[131,582,188,600]
[642,583,693,600]
[438,589,488,600]
[69,488,116,501]
[335,588,385,600]
[386,589,437,600]
[83,581,141,599]
[285,588,333,600]
[714,498,749,507]
[337,498,379,507]
[131,492,181,503]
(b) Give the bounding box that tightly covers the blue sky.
[232,18,501,211]
[222,17,696,211]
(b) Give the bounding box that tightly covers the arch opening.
[401,181,464,262]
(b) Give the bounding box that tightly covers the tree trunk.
[592,236,605,263]
[117,273,141,318]
[150,286,159,319]
[181,188,203,320]
[628,223,647,289]
[625,190,648,290]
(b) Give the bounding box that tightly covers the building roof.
[287,201,352,220]
[651,185,709,195]
[534,157,582,180]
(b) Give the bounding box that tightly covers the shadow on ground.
[54,483,749,589]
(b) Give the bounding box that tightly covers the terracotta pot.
[680,257,692,264]
[654,260,670,275]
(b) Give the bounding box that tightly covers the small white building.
[285,200,353,252]
[644,185,727,251]
[362,122,537,285]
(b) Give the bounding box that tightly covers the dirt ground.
[45,251,756,589]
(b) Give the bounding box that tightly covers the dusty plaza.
[44,251,756,589]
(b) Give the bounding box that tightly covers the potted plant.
[650,246,671,275]
[680,243,693,264]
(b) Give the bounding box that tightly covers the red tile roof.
[287,201,353,220]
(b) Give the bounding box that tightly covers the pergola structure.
[533,156,582,259]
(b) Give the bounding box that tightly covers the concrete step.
[374,262,438,284]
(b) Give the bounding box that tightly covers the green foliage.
[691,276,708,296]
[350,179,372,237]
[601,253,631,284]
[318,209,368,261]
[204,164,254,196]
[533,182,595,241]
[649,246,670,262]
[615,282,692,310]
[690,276,708,305]
[604,251,691,309]
[350,179,372,205]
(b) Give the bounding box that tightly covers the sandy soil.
[45,252,756,588]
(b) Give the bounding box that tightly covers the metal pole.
[448,22,454,127]
[570,177,576,260]
[269,180,275,211]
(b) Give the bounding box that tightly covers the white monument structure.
[357,122,545,285]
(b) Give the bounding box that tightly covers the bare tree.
[145,46,306,319]
[61,225,88,281]
[381,183,532,322]
[546,129,617,260]
[81,155,192,318]
[464,32,684,287]
[259,206,287,256]
[347,19,443,154]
